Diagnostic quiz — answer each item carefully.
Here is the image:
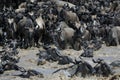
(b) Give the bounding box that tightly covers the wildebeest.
[80,47,94,57]
[33,13,45,47]
[16,15,34,48]
[1,8,17,40]
[0,44,20,73]
[110,60,120,67]
[0,27,4,44]
[93,58,113,77]
[53,58,95,77]
[60,9,80,29]
[106,26,120,46]
[73,25,91,50]
[16,69,44,78]
[57,27,75,49]
[37,45,74,65]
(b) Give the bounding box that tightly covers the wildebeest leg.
[52,35,60,48]
[29,32,34,48]
[115,38,119,46]
[70,39,74,49]
[34,38,39,47]
[24,29,32,49]
[23,37,29,49]
[37,34,44,47]
[59,41,66,49]
[0,63,4,74]
[20,35,24,49]
[34,36,42,48]
[72,36,81,50]
[73,41,81,51]
[94,65,103,77]
[33,30,38,47]
[17,31,22,48]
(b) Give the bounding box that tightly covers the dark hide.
[53,58,95,77]
[58,27,75,49]
[106,26,120,46]
[80,47,94,57]
[16,17,34,48]
[17,69,43,78]
[93,59,113,77]
[37,47,74,65]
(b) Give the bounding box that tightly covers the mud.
[0,45,120,80]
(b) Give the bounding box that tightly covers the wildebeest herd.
[0,0,120,79]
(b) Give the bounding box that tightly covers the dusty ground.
[0,44,120,80]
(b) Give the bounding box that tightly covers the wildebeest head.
[3,8,17,39]
[74,24,86,39]
[8,18,14,27]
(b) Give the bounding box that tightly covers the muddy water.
[0,45,120,80]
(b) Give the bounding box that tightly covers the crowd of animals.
[0,0,120,79]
